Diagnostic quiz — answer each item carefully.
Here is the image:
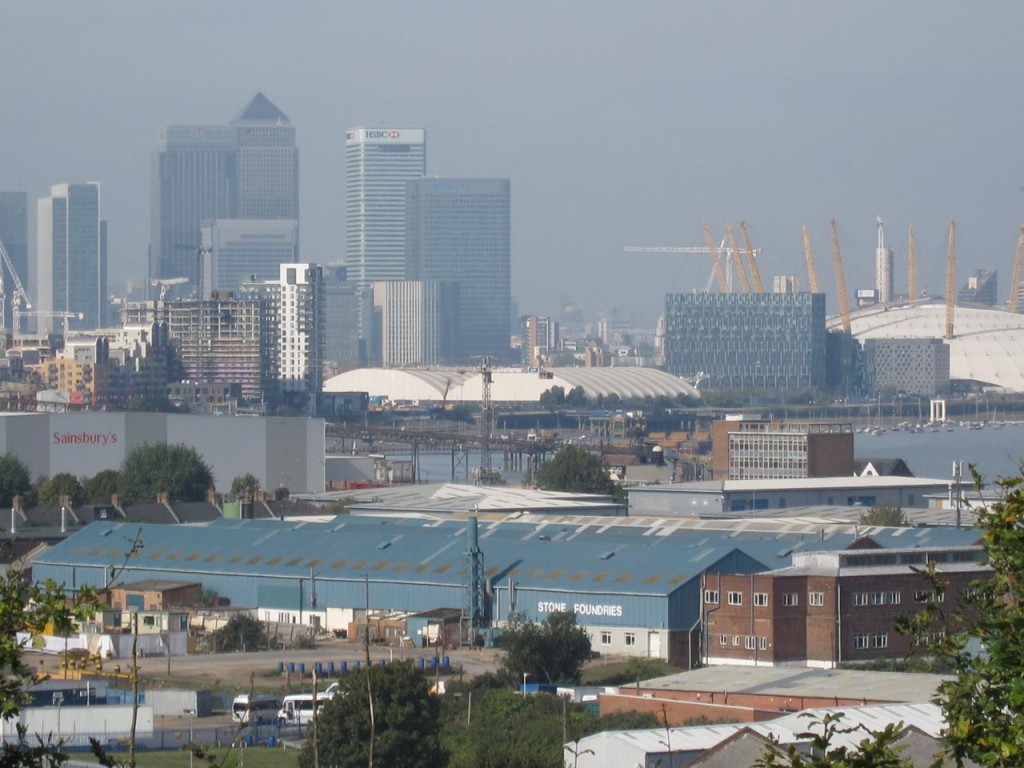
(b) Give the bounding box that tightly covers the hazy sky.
[5,1,1023,326]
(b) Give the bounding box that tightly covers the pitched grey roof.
[232,92,289,123]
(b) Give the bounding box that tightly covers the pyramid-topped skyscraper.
[231,92,299,220]
[150,93,299,291]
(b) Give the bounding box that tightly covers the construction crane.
[624,237,764,293]
[19,310,83,340]
[802,225,821,294]
[829,219,852,332]
[725,224,751,293]
[701,222,730,292]
[945,219,956,339]
[739,221,764,293]
[149,276,189,301]
[1009,226,1024,314]
[0,237,31,340]
[908,225,918,305]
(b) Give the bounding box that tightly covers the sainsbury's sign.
[52,431,119,447]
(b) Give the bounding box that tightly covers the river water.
[387,422,1024,488]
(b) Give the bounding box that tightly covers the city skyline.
[5,3,1024,324]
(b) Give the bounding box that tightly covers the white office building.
[372,280,456,367]
[345,128,425,290]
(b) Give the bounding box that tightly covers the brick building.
[704,542,987,667]
[711,419,854,480]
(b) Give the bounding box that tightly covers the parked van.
[232,694,281,725]
[277,693,326,726]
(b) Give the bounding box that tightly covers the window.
[759,636,768,651]
[873,632,888,648]
[600,631,611,646]
[720,634,728,646]
[624,632,636,647]
[853,633,869,649]
[809,592,825,607]
[888,591,901,605]
[733,635,741,646]
[871,592,886,605]
[753,593,769,607]
[728,591,743,606]
[783,593,799,607]
[704,590,719,604]
[744,636,756,650]
[852,593,868,607]
[914,590,944,604]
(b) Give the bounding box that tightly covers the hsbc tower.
[345,127,426,290]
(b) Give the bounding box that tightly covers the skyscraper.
[345,128,425,289]
[200,219,299,297]
[406,178,511,361]
[151,93,298,293]
[150,125,235,289]
[372,280,456,367]
[232,93,299,220]
[37,183,107,331]
[0,192,28,331]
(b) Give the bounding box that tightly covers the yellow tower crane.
[802,225,820,294]
[907,225,917,305]
[739,221,764,293]
[945,219,956,339]
[1009,226,1024,314]
[830,219,852,332]
[701,221,730,293]
[725,224,751,293]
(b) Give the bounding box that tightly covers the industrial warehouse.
[32,513,981,667]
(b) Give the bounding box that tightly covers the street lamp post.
[184,709,196,768]
[522,672,530,697]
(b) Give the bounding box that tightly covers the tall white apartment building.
[345,128,425,289]
[272,262,323,411]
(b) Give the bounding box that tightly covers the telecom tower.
[461,517,487,645]
[876,216,894,304]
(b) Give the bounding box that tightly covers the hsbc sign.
[348,128,423,143]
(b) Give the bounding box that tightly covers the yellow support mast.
[739,221,764,293]
[945,219,956,339]
[802,225,820,294]
[726,224,751,293]
[702,221,730,293]
[830,219,852,332]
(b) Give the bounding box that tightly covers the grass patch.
[72,746,301,768]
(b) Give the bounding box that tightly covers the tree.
[82,469,120,505]
[0,561,96,763]
[301,663,446,768]
[535,444,619,498]
[539,385,565,409]
[899,468,1024,766]
[565,385,588,408]
[857,504,909,527]
[500,611,592,685]
[229,473,259,501]
[38,473,85,507]
[117,443,214,504]
[0,453,30,507]
[753,712,910,767]
[211,614,266,652]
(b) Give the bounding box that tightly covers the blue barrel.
[430,657,438,668]
[287,662,295,673]
[314,662,323,675]
[354,660,361,669]
[341,661,348,674]
[267,736,277,748]
[418,657,425,669]
[443,655,450,668]
[379,659,386,666]
[328,662,335,675]
[277,661,284,673]
[298,663,306,675]
[245,735,253,747]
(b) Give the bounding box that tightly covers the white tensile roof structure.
[323,366,701,403]
[841,301,1024,392]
